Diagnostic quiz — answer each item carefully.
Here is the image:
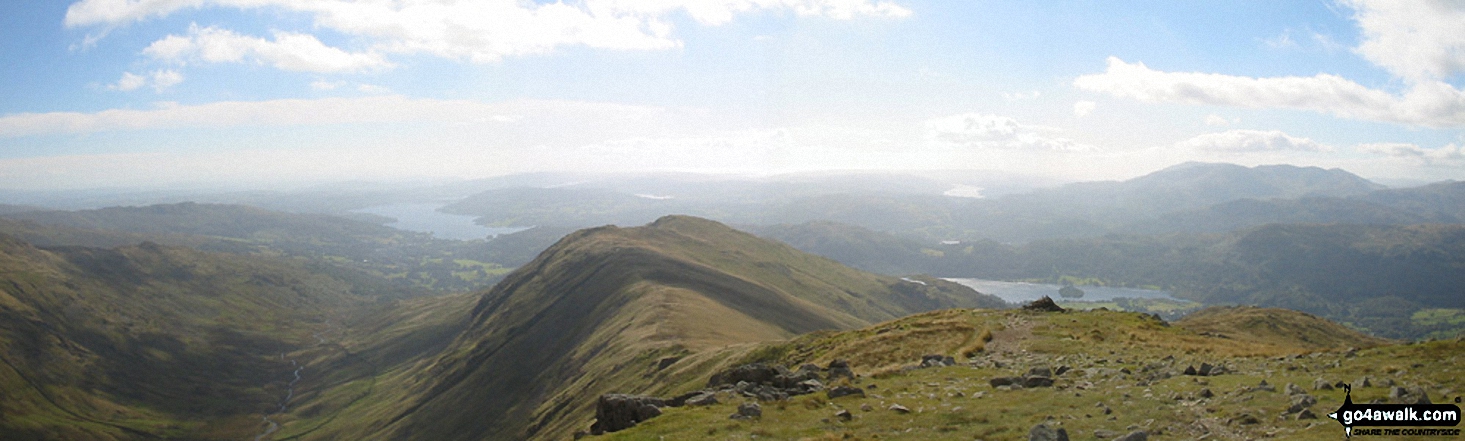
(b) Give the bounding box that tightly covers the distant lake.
[943,278,1179,304]
[354,203,528,241]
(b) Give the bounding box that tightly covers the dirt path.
[984,314,1034,355]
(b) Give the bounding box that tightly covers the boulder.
[827,360,855,381]
[835,409,853,422]
[1285,383,1306,396]
[709,363,785,388]
[1114,431,1148,441]
[730,402,762,420]
[888,404,911,414]
[1028,423,1069,441]
[1313,378,1334,391]
[590,394,665,434]
[685,392,719,406]
[1287,394,1317,414]
[1022,376,1055,388]
[921,354,956,368]
[1023,296,1065,312]
[1390,386,1431,404]
[827,386,865,399]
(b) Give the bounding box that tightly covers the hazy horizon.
[3,1,1464,191]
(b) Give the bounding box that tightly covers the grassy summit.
[607,306,1450,440]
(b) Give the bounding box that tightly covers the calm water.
[354,203,528,241]
[943,278,1179,304]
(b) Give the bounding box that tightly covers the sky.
[1,0,1464,190]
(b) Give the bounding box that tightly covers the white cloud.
[926,113,1095,152]
[69,0,910,64]
[1073,101,1095,117]
[143,24,390,73]
[1345,0,1465,82]
[1203,114,1231,126]
[106,69,184,92]
[310,79,345,91]
[1178,129,1330,153]
[1002,90,1041,101]
[107,72,147,91]
[1073,57,1465,128]
[1358,142,1465,164]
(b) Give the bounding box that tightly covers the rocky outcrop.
[590,394,665,435]
[1023,296,1065,312]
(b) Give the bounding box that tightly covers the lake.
[943,278,1180,304]
[353,203,529,241]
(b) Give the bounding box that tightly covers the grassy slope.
[610,306,1448,441]
[0,234,369,440]
[281,216,1005,441]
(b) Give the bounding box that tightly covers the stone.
[922,354,955,368]
[1114,431,1148,441]
[835,409,853,421]
[1198,363,1214,376]
[1028,367,1053,377]
[1054,365,1071,376]
[591,394,665,434]
[685,392,718,406]
[1023,376,1055,388]
[1232,414,1259,425]
[889,404,911,414]
[1028,423,1069,441]
[1023,296,1065,312]
[1314,378,1334,391]
[1286,383,1306,396]
[730,402,762,420]
[1390,386,1431,404]
[1287,394,1317,414]
[1198,388,1214,399]
[708,363,785,388]
[860,403,872,412]
[828,359,855,381]
[1093,429,1120,439]
[1297,409,1318,420]
[827,386,865,399]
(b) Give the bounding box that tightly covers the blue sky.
[2,0,1463,189]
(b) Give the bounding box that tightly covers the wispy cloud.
[144,24,390,73]
[926,113,1095,152]
[1074,57,1465,128]
[106,69,184,92]
[1178,130,1330,153]
[1345,0,1465,83]
[68,0,910,65]
[1358,142,1465,165]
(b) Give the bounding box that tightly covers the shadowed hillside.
[0,235,374,440]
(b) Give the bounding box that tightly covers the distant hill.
[0,235,372,439]
[283,216,1005,441]
[948,162,1388,241]
[0,203,552,292]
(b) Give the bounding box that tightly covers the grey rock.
[1093,429,1120,439]
[889,404,911,414]
[1390,386,1431,404]
[685,392,719,406]
[1286,383,1306,396]
[827,386,865,399]
[828,359,855,380]
[730,402,762,420]
[1023,376,1055,388]
[1314,378,1334,391]
[1028,423,1069,441]
[1287,394,1317,414]
[591,394,665,434]
[1114,430,1148,441]
[1198,363,1214,376]
[835,409,853,421]
[1297,409,1318,420]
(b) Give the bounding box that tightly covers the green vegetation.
[0,234,382,439]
